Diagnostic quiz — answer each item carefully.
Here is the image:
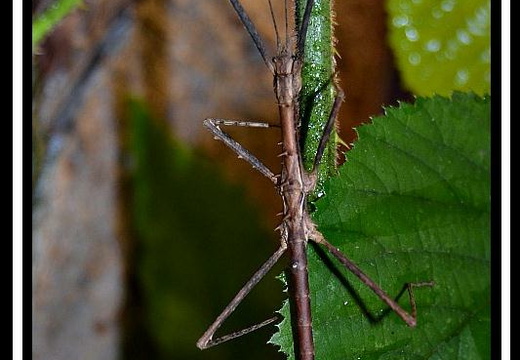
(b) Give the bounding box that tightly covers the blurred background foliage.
[387,0,490,96]
[32,0,490,359]
[124,99,285,359]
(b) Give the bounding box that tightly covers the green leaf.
[271,92,491,359]
[387,0,490,96]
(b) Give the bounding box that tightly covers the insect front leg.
[311,88,345,173]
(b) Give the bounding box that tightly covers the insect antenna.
[284,0,290,50]
[267,0,281,53]
[229,0,275,73]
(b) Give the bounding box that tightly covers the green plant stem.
[296,0,338,200]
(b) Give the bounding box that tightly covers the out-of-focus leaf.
[387,0,490,96]
[32,0,83,50]
[271,92,491,359]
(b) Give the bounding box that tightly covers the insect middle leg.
[203,118,279,184]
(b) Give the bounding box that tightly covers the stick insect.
[197,1,433,359]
